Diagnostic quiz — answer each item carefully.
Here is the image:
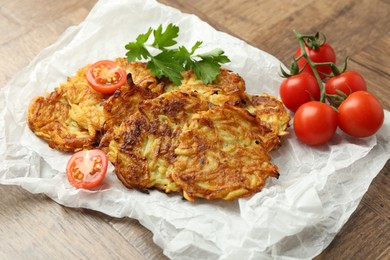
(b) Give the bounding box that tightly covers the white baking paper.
[1,0,389,259]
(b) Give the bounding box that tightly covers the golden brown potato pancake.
[99,66,247,152]
[110,91,209,193]
[99,60,165,151]
[173,105,279,201]
[27,59,164,152]
[27,65,105,152]
[109,89,281,201]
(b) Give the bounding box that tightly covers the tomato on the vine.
[66,149,108,189]
[86,60,127,94]
[294,101,338,145]
[338,91,384,138]
[279,74,321,112]
[284,30,384,146]
[325,71,367,97]
[295,42,336,80]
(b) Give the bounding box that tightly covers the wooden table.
[1,0,389,259]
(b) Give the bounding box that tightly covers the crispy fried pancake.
[102,61,164,131]
[110,90,279,201]
[110,91,209,192]
[27,59,163,152]
[99,61,165,151]
[27,65,105,152]
[171,69,289,151]
[173,105,279,201]
[99,67,247,151]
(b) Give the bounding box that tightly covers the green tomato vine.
[281,30,350,108]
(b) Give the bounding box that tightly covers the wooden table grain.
[1,0,389,259]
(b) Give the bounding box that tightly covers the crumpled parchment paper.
[1,0,389,259]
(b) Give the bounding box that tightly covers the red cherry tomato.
[295,42,336,80]
[325,71,366,98]
[338,91,384,137]
[294,101,338,145]
[86,60,127,94]
[279,74,321,112]
[66,149,108,189]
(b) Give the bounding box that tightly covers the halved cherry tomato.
[66,149,108,189]
[86,60,127,94]
[325,71,367,97]
[295,42,336,80]
[294,101,338,146]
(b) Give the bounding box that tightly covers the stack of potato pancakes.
[27,58,290,201]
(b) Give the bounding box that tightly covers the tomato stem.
[293,30,327,103]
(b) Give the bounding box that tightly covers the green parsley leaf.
[136,27,153,45]
[173,46,193,70]
[192,48,230,84]
[148,51,184,85]
[190,41,203,54]
[152,24,179,49]
[125,42,150,61]
[192,58,222,84]
[197,48,231,64]
[125,23,230,85]
[125,27,153,61]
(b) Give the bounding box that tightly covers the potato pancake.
[99,60,165,151]
[27,65,105,152]
[173,105,279,201]
[109,89,281,201]
[109,91,209,193]
[27,59,164,152]
[99,66,247,151]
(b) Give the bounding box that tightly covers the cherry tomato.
[294,101,338,145]
[325,71,367,97]
[338,91,384,138]
[295,42,336,80]
[279,74,321,112]
[66,149,108,189]
[86,60,127,94]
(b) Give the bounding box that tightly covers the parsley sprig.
[125,23,230,85]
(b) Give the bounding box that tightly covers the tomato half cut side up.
[66,149,108,189]
[86,60,127,94]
